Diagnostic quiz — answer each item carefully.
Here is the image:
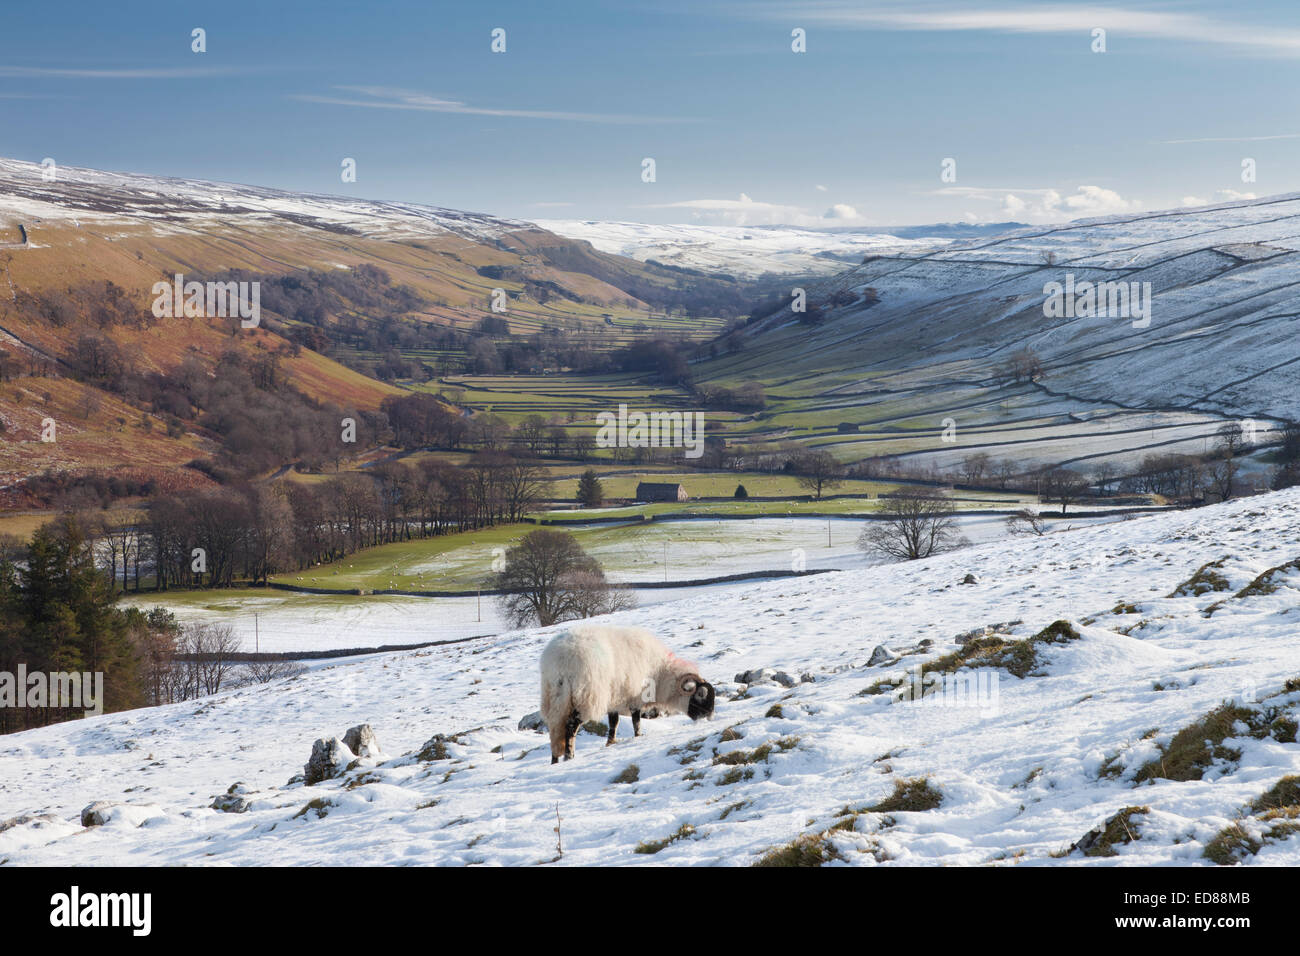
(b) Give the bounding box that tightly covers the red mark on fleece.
[665,650,700,673]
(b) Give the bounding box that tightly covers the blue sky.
[3,0,1300,227]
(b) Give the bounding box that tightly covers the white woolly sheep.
[540,624,716,763]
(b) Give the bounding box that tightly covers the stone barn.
[636,482,689,502]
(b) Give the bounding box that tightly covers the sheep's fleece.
[540,624,715,761]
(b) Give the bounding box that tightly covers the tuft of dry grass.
[634,823,695,855]
[752,832,843,867]
[1134,702,1293,783]
[1069,806,1149,857]
[610,764,640,785]
[1168,559,1232,597]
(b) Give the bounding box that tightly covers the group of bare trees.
[1271,421,1300,490]
[135,452,551,591]
[144,621,304,705]
[1112,423,1258,503]
[998,347,1045,385]
[136,619,240,704]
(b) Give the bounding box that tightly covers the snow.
[117,514,1099,654]
[0,157,529,243]
[4,488,1300,866]
[747,192,1300,423]
[534,219,950,278]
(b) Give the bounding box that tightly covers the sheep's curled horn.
[683,674,715,720]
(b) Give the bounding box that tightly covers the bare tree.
[1091,462,1117,497]
[78,385,102,421]
[494,529,632,627]
[499,457,551,523]
[793,450,844,499]
[993,459,1020,490]
[1207,456,1239,502]
[240,659,309,684]
[960,453,991,485]
[999,347,1044,385]
[184,622,242,697]
[558,569,636,620]
[1005,508,1048,536]
[1039,467,1090,515]
[859,490,968,561]
[1214,422,1244,459]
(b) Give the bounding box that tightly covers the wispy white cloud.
[291,86,693,124]
[0,65,263,78]
[747,2,1300,56]
[1162,132,1300,144]
[1182,189,1257,207]
[936,184,1142,222]
[645,193,868,226]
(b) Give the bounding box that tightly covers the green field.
[544,470,893,500]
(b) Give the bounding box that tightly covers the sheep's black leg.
[563,708,581,761]
[631,709,642,737]
[606,712,619,746]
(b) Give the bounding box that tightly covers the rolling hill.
[0,157,767,492]
[2,487,1298,865]
[694,195,1300,472]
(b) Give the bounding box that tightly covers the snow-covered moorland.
[532,219,949,278]
[2,490,1299,866]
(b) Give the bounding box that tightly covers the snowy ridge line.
[533,218,956,278]
[0,156,533,242]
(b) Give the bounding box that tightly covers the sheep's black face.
[686,678,715,720]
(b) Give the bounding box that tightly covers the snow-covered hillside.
[734,194,1300,421]
[3,491,1300,866]
[534,219,950,278]
[0,157,529,242]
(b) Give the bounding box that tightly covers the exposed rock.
[80,802,119,827]
[303,737,354,786]
[955,626,991,645]
[799,672,816,684]
[962,573,979,585]
[0,812,59,833]
[955,621,1022,645]
[772,671,798,688]
[734,667,777,685]
[868,645,898,666]
[417,733,458,762]
[343,723,381,757]
[80,802,164,828]
[211,783,254,814]
[518,710,547,733]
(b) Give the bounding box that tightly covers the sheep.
[540,624,716,764]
